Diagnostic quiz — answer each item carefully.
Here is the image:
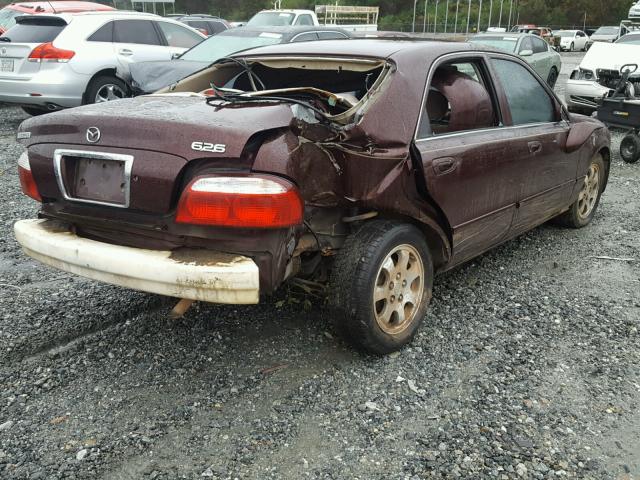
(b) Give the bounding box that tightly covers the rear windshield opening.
[168,58,389,118]
[1,20,66,43]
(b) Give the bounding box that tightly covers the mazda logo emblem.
[86,127,101,143]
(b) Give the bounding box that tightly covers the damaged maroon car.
[14,40,610,354]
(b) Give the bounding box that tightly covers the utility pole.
[478,0,483,32]
[444,0,449,33]
[423,0,428,32]
[507,0,513,30]
[454,0,460,34]
[412,0,418,33]
[488,0,493,29]
[466,0,471,34]
[498,0,503,28]
[434,0,439,33]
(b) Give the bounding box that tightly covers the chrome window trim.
[414,51,562,143]
[53,149,134,209]
[291,30,349,41]
[414,121,568,144]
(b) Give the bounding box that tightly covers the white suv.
[0,11,205,115]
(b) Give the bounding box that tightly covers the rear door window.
[208,20,227,34]
[295,14,314,26]
[531,36,547,53]
[518,36,533,53]
[317,31,348,40]
[87,21,113,42]
[292,32,319,42]
[113,19,162,45]
[156,21,203,48]
[418,59,499,137]
[492,58,555,125]
[1,21,65,42]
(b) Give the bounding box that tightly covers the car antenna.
[46,0,58,14]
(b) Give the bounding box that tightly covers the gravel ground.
[1,52,639,479]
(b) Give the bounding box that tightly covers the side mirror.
[519,49,533,57]
[171,52,181,60]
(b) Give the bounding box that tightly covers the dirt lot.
[1,52,639,479]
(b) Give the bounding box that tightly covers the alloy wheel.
[373,244,425,335]
[95,84,126,103]
[577,163,600,219]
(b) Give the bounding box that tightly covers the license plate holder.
[53,150,134,208]
[0,59,14,72]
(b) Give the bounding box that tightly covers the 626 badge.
[191,142,226,153]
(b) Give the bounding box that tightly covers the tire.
[547,67,559,89]
[620,133,640,163]
[21,106,48,116]
[84,75,128,105]
[328,220,434,355]
[555,154,605,228]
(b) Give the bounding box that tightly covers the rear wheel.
[556,154,605,228]
[21,106,48,116]
[620,133,640,163]
[547,67,559,88]
[84,75,128,105]
[328,220,433,355]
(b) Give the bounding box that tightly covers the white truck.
[246,5,379,32]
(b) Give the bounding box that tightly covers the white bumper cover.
[14,219,260,304]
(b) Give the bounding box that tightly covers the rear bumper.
[0,70,86,109]
[14,219,260,304]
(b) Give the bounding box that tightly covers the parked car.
[13,40,610,354]
[589,25,627,44]
[616,32,640,44]
[629,1,640,19]
[555,29,589,51]
[0,11,206,115]
[0,0,113,35]
[470,33,562,87]
[565,41,640,114]
[170,14,230,36]
[124,26,352,96]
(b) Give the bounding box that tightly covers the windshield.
[555,30,575,37]
[0,8,22,31]
[180,32,283,62]
[594,27,618,35]
[469,36,517,53]
[246,12,295,27]
[616,34,640,44]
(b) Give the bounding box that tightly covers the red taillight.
[28,43,75,63]
[18,151,41,202]
[176,175,303,228]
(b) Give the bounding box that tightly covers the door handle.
[432,157,457,176]
[118,49,133,56]
[528,141,542,154]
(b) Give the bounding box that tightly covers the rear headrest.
[430,67,494,132]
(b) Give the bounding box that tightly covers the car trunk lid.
[20,95,300,214]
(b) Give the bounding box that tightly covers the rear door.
[112,19,168,67]
[0,16,67,81]
[530,35,551,79]
[415,55,520,265]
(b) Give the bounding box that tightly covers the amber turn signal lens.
[176,175,303,228]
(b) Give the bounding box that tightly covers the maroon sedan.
[14,40,610,354]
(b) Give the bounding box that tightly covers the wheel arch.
[598,146,611,191]
[81,67,128,104]
[373,211,451,271]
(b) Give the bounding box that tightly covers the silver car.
[469,33,562,87]
[0,11,205,115]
